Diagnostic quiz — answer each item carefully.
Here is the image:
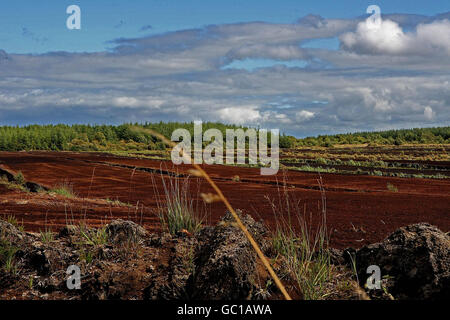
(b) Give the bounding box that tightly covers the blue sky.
[2,0,447,53]
[0,1,449,136]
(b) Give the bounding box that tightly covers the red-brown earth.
[0,151,449,249]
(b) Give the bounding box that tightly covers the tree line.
[295,127,450,147]
[0,122,277,151]
[0,123,447,151]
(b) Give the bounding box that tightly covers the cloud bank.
[0,12,449,137]
[340,17,450,56]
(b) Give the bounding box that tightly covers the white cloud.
[340,18,450,56]
[424,106,435,120]
[415,19,450,55]
[113,96,139,107]
[296,110,315,122]
[226,44,308,61]
[340,19,408,54]
[217,106,261,124]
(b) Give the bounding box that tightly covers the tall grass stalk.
[135,126,292,300]
[269,174,331,299]
[153,172,205,235]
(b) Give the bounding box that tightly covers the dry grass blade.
[187,169,204,177]
[133,126,292,300]
[200,192,221,203]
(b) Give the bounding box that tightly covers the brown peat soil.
[0,151,449,249]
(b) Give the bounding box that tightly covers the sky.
[0,0,449,137]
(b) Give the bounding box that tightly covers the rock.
[25,181,47,193]
[355,223,450,300]
[327,248,346,265]
[36,276,60,294]
[191,210,269,300]
[25,247,51,276]
[58,225,79,238]
[214,210,272,256]
[0,220,25,243]
[144,237,197,300]
[147,232,172,247]
[105,220,147,245]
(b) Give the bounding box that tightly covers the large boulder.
[355,223,450,300]
[191,210,270,300]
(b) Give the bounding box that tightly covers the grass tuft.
[49,180,77,198]
[0,175,29,193]
[268,175,331,300]
[386,182,398,192]
[153,173,205,235]
[79,224,108,246]
[0,238,18,274]
[13,171,26,186]
[5,215,25,232]
[40,228,55,244]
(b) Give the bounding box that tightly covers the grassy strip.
[283,165,448,179]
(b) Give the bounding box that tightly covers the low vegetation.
[0,238,18,274]
[153,174,205,235]
[49,181,77,198]
[0,174,29,193]
[4,215,24,232]
[281,143,449,179]
[386,183,398,192]
[268,178,332,299]
[296,126,450,147]
[39,228,55,244]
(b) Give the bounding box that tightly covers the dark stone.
[58,225,79,238]
[191,210,268,300]
[0,220,25,243]
[105,219,147,245]
[355,223,450,300]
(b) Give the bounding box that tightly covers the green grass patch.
[0,238,18,274]
[49,181,77,198]
[153,174,205,235]
[39,228,55,244]
[0,175,29,193]
[268,178,332,300]
[386,183,398,192]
